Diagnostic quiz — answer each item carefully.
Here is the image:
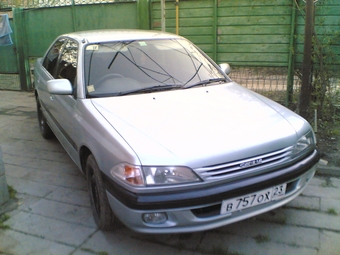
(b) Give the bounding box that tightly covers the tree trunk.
[299,0,315,120]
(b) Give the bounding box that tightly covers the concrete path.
[0,90,339,255]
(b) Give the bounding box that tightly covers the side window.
[42,38,66,76]
[56,39,78,86]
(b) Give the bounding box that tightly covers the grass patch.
[327,208,338,216]
[7,185,17,199]
[80,248,108,255]
[0,214,10,230]
[320,177,335,188]
[254,234,270,243]
[200,245,244,255]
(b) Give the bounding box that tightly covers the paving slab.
[4,164,36,179]
[27,198,96,228]
[6,175,57,198]
[283,208,340,231]
[320,197,340,214]
[198,232,318,255]
[215,219,319,249]
[319,230,340,255]
[45,186,90,207]
[80,229,201,255]
[5,211,96,246]
[286,195,320,210]
[302,178,340,199]
[21,169,86,189]
[0,230,75,255]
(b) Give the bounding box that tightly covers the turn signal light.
[124,165,143,185]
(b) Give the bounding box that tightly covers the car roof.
[60,29,183,44]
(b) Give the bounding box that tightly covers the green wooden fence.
[151,0,340,69]
[1,0,339,101]
[0,0,135,9]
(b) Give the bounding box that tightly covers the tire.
[86,154,120,230]
[36,99,54,139]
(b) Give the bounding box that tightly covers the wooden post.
[286,0,297,107]
[12,8,31,91]
[299,0,315,119]
[137,0,151,30]
[161,0,166,31]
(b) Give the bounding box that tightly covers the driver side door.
[43,38,81,161]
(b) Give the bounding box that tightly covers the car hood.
[91,82,305,168]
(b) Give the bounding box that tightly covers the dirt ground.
[317,131,340,167]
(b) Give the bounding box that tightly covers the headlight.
[110,164,201,186]
[293,131,315,156]
[143,166,201,186]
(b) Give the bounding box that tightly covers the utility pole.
[299,0,315,120]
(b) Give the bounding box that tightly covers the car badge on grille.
[240,158,263,168]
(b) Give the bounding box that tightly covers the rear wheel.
[86,154,120,230]
[36,99,54,139]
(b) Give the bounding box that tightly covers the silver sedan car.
[34,29,319,233]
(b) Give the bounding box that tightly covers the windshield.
[84,39,228,97]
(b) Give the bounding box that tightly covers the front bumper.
[105,150,319,233]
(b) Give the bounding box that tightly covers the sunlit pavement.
[0,90,339,255]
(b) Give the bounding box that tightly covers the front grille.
[195,146,294,181]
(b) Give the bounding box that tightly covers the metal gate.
[0,15,20,90]
[0,1,139,91]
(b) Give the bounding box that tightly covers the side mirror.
[219,63,231,75]
[47,79,73,95]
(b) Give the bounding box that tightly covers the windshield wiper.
[116,85,182,96]
[183,78,227,89]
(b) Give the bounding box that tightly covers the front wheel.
[86,154,120,230]
[36,99,54,139]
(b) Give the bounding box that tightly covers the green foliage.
[327,208,338,216]
[253,234,270,243]
[294,0,340,131]
[209,246,243,255]
[0,214,10,230]
[320,177,335,188]
[7,185,17,199]
[309,27,340,135]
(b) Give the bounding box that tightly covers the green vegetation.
[0,214,10,230]
[199,245,244,255]
[7,185,17,199]
[320,178,335,188]
[309,28,340,139]
[208,246,242,255]
[78,248,109,255]
[327,208,338,216]
[254,234,271,243]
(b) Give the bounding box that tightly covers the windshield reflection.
[84,39,228,97]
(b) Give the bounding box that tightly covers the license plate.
[220,183,287,214]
